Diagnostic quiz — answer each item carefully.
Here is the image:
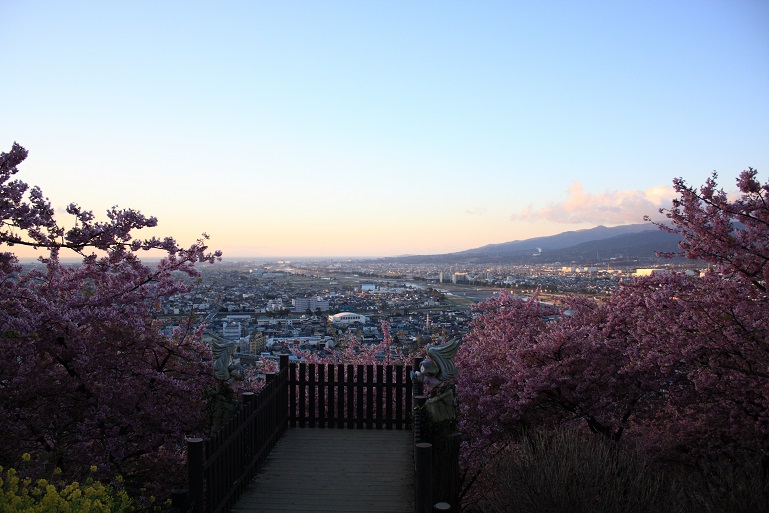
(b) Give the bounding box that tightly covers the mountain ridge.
[378,223,683,264]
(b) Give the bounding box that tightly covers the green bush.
[0,454,135,512]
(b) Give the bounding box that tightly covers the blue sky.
[2,1,767,258]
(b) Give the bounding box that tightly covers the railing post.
[242,392,255,473]
[187,437,205,513]
[289,362,297,428]
[366,365,374,429]
[445,432,462,512]
[264,372,277,443]
[406,363,413,427]
[415,442,433,513]
[169,488,188,513]
[280,354,290,428]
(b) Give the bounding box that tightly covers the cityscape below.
[151,248,694,367]
[19,221,693,369]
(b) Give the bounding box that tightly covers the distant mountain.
[456,224,663,256]
[380,224,683,264]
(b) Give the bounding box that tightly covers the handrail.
[174,356,424,513]
[288,362,414,429]
[177,355,289,513]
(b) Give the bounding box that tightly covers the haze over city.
[2,1,767,259]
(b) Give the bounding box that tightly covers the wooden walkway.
[231,428,414,513]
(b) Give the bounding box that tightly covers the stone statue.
[414,339,462,507]
[207,334,245,433]
[211,336,244,387]
[413,338,460,395]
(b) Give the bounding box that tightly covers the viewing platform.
[232,428,413,513]
[172,355,458,513]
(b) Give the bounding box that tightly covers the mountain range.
[382,224,683,265]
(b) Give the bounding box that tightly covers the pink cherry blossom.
[1,143,221,498]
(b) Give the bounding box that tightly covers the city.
[153,257,699,368]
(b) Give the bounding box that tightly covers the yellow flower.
[53,467,62,475]
[89,465,98,473]
[21,453,31,462]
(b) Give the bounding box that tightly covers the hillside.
[381,224,683,264]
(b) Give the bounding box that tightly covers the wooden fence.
[172,356,464,513]
[288,362,414,429]
[179,362,289,513]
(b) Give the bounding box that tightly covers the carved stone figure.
[413,338,460,395]
[211,336,244,387]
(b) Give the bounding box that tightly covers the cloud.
[465,207,487,216]
[511,180,675,224]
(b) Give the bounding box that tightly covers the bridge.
[170,356,457,513]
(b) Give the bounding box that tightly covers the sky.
[1,1,768,259]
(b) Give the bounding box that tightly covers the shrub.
[469,426,769,513]
[0,457,135,512]
[473,427,671,513]
[676,455,769,513]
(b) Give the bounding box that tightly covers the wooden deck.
[231,428,414,513]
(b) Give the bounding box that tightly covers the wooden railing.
[172,355,461,513]
[288,362,414,429]
[173,357,289,513]
[172,356,417,513]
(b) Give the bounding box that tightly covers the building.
[328,312,369,325]
[266,299,285,312]
[293,296,330,313]
[222,321,242,341]
[452,272,468,284]
[635,268,667,277]
[247,331,266,354]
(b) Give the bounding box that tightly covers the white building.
[328,312,369,325]
[222,321,242,341]
[635,268,668,277]
[267,336,336,349]
[452,272,468,284]
[293,296,330,313]
[266,299,285,312]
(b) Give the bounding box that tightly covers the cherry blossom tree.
[293,321,410,366]
[652,168,769,289]
[456,168,769,492]
[0,143,222,496]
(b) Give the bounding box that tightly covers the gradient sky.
[2,1,768,258]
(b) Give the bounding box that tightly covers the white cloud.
[511,181,675,225]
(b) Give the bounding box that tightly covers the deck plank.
[231,428,414,513]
